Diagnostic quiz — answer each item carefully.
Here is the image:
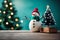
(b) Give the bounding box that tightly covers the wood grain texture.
[0,30,60,40]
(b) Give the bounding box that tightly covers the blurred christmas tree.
[42,5,56,27]
[0,0,22,30]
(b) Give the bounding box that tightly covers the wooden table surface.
[0,30,60,40]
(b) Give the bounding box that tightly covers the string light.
[4,0,7,3]
[16,24,19,27]
[45,20,47,23]
[10,7,13,10]
[0,10,1,13]
[8,16,11,19]
[9,2,12,5]
[11,27,14,30]
[5,4,8,7]
[3,11,6,14]
[20,20,23,23]
[0,19,2,22]
[6,22,9,25]
[15,18,19,22]
[11,12,14,15]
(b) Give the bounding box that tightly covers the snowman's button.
[33,21,35,22]
[33,26,35,28]
[33,23,35,25]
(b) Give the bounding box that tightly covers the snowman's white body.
[29,12,42,32]
[29,20,42,32]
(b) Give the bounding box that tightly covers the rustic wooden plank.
[0,30,60,40]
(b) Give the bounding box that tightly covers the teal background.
[0,0,60,30]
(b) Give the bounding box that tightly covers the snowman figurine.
[29,8,42,32]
